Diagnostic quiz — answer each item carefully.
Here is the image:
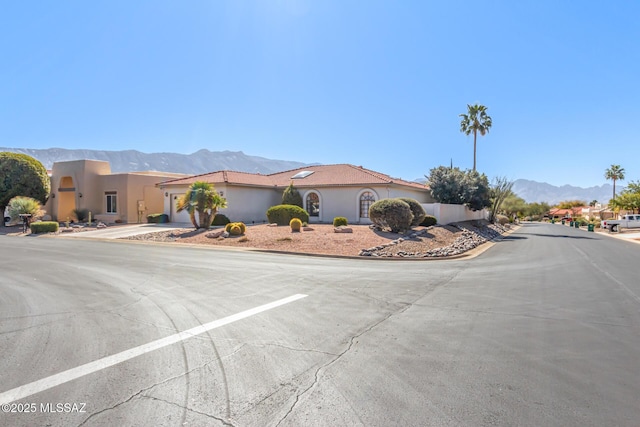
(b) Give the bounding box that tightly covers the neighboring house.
[158,164,434,224]
[45,160,186,223]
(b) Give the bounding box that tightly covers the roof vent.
[291,170,314,179]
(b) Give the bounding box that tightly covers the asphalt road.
[1,223,639,426]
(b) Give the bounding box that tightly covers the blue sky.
[1,1,638,187]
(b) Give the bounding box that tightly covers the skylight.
[291,170,314,179]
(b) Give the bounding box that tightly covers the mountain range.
[1,147,617,205]
[511,179,616,205]
[0,147,310,175]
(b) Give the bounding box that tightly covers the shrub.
[211,213,230,226]
[495,214,509,225]
[73,208,89,222]
[266,204,309,226]
[397,198,426,226]
[333,217,348,227]
[30,221,59,234]
[147,213,169,224]
[368,199,413,233]
[8,196,44,222]
[420,215,437,227]
[290,218,302,232]
[225,222,246,234]
[282,183,303,208]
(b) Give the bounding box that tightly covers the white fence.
[421,203,488,225]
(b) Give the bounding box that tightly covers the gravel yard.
[122,221,512,258]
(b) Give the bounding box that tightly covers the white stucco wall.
[422,203,488,225]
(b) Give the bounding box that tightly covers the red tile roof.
[159,164,428,190]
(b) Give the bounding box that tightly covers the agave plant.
[176,181,227,229]
[7,196,44,222]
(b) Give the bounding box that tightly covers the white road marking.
[0,293,307,405]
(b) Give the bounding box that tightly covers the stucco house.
[159,164,434,224]
[45,160,186,223]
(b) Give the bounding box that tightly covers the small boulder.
[206,229,225,238]
[268,223,278,227]
[302,226,314,231]
[334,226,353,233]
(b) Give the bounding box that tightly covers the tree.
[605,164,625,200]
[488,177,514,222]
[501,194,528,219]
[176,181,227,229]
[589,200,598,207]
[557,200,586,209]
[0,152,50,227]
[459,104,492,171]
[426,166,491,211]
[609,181,640,214]
[282,182,303,208]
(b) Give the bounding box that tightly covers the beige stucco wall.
[160,183,432,225]
[47,160,182,223]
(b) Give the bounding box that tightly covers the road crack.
[141,395,236,426]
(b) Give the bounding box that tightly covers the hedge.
[147,213,169,224]
[266,204,309,226]
[369,199,413,233]
[30,221,59,234]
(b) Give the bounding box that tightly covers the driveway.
[56,222,190,239]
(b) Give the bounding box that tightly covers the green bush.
[73,208,89,222]
[225,222,246,234]
[420,215,437,227]
[369,199,413,233]
[290,218,302,232]
[211,213,230,226]
[397,198,426,226]
[495,214,509,225]
[147,213,169,224]
[8,196,44,222]
[282,183,303,208]
[266,204,309,226]
[30,221,59,234]
[333,217,348,227]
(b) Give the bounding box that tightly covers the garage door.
[170,194,191,223]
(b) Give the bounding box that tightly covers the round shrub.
[290,218,302,232]
[495,214,509,225]
[397,198,426,226]
[266,204,309,226]
[229,224,243,235]
[420,215,437,227]
[225,222,246,234]
[147,213,169,224]
[368,199,413,233]
[212,214,230,226]
[333,217,348,227]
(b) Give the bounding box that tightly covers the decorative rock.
[268,223,278,227]
[222,231,230,238]
[334,226,353,233]
[97,222,107,228]
[302,227,314,231]
[206,229,225,238]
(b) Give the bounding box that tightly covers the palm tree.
[459,104,492,171]
[176,181,227,229]
[605,164,625,200]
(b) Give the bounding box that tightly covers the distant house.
[45,160,186,223]
[158,164,434,224]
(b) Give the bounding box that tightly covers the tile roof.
[160,164,428,190]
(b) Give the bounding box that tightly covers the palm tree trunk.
[473,130,477,171]
[613,179,616,200]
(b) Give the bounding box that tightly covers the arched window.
[306,192,320,217]
[359,191,376,218]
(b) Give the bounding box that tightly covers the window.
[106,192,117,214]
[306,192,320,217]
[360,192,375,218]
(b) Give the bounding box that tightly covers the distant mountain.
[512,179,615,205]
[413,177,616,205]
[0,147,312,175]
